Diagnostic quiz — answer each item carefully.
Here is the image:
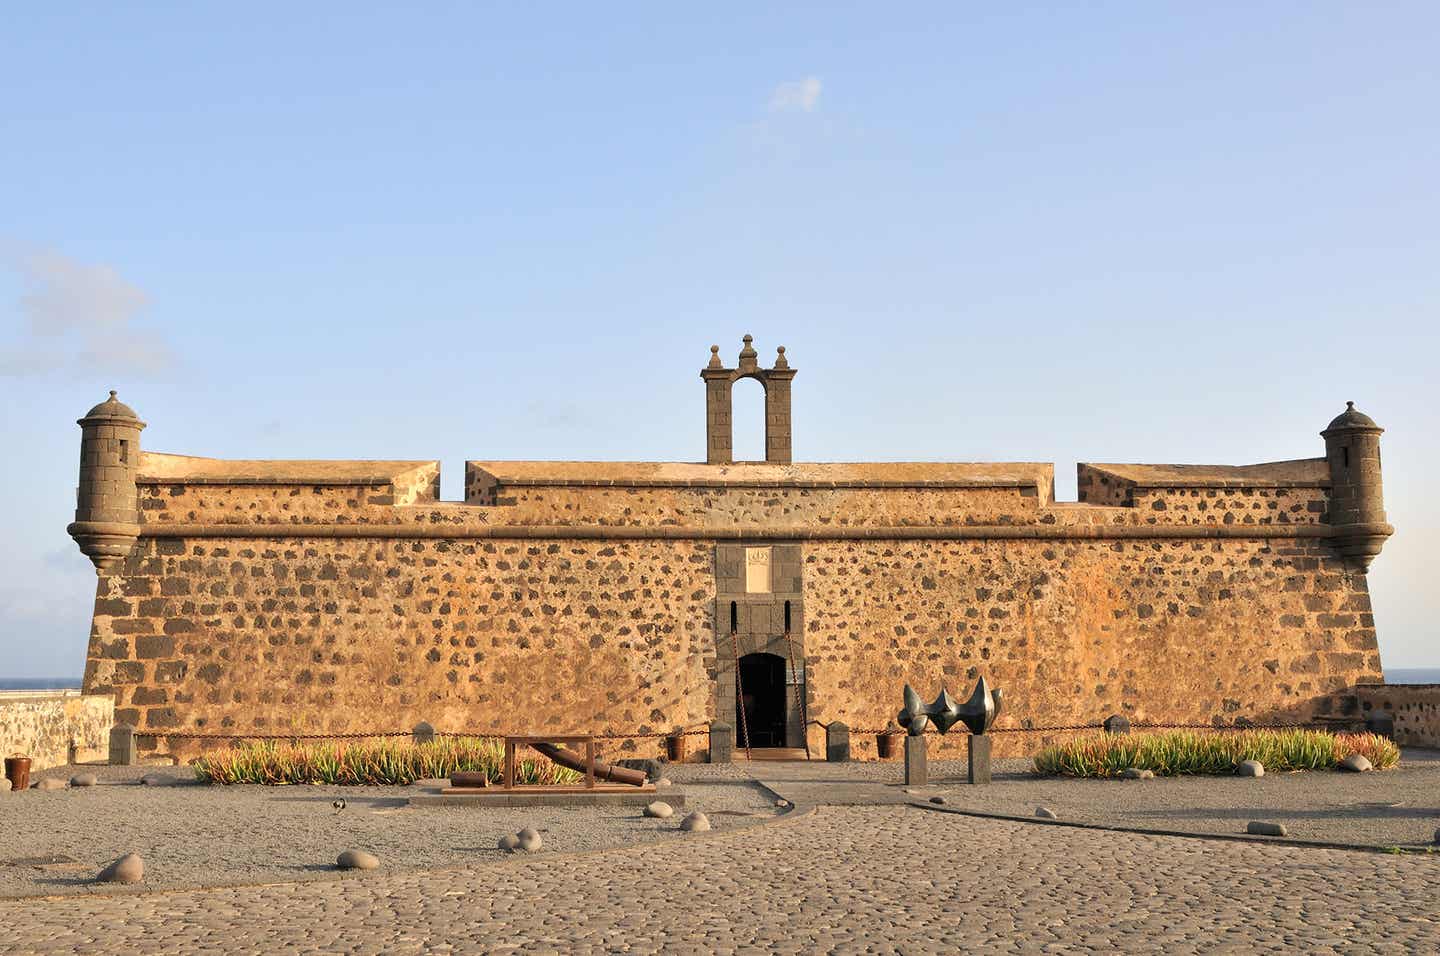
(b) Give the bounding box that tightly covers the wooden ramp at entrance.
[733,747,808,762]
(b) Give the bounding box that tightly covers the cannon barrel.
[529,742,648,786]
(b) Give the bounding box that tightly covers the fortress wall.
[1126,487,1329,526]
[139,482,404,524]
[469,484,1046,528]
[81,521,1379,761]
[83,535,717,757]
[1076,469,1135,507]
[801,535,1380,758]
[391,463,442,504]
[1356,684,1440,749]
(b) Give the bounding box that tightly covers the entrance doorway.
[736,652,787,748]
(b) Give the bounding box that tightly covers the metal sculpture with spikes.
[896,676,1004,785]
[897,676,1003,737]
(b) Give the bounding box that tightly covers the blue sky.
[2,3,1436,677]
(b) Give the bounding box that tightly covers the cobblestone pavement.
[7,804,1438,954]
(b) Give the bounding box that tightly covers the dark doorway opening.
[736,652,787,748]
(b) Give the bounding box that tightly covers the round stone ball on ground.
[679,812,711,832]
[96,853,144,884]
[1120,768,1154,780]
[652,777,674,789]
[1036,807,1058,820]
[1340,754,1372,773]
[70,772,98,788]
[516,828,543,853]
[0,778,10,793]
[1237,760,1265,778]
[497,833,520,852]
[644,801,673,819]
[336,849,380,871]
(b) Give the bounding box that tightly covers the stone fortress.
[67,336,1394,759]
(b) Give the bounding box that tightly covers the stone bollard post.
[412,721,436,746]
[967,734,992,785]
[1103,714,1131,735]
[903,734,927,786]
[825,722,850,762]
[109,724,136,766]
[709,722,733,763]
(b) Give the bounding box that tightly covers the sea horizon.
[0,676,83,691]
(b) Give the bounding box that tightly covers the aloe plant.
[193,736,583,786]
[1033,729,1399,777]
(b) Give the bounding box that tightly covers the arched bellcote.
[700,335,796,464]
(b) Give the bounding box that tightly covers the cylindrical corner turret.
[1321,401,1391,571]
[67,390,145,574]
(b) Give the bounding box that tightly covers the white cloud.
[768,76,823,113]
[0,243,175,378]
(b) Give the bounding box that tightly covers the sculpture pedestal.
[904,734,927,786]
[967,734,992,785]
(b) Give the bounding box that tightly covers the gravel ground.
[689,750,1440,848]
[0,764,779,898]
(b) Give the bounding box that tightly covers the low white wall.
[0,690,114,773]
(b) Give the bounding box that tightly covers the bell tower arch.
[700,334,796,465]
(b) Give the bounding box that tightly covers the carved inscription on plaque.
[745,547,772,594]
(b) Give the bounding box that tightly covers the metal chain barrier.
[159,727,715,743]
[781,627,811,760]
[159,731,412,741]
[809,719,1338,737]
[154,719,1344,745]
[731,627,753,761]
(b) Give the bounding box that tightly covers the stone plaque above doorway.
[745,547,772,593]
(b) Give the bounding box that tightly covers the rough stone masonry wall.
[800,536,1380,758]
[82,463,1382,762]
[81,526,1381,762]
[464,483,1044,528]
[0,691,114,772]
[1128,487,1329,526]
[83,536,715,759]
[1356,684,1440,749]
